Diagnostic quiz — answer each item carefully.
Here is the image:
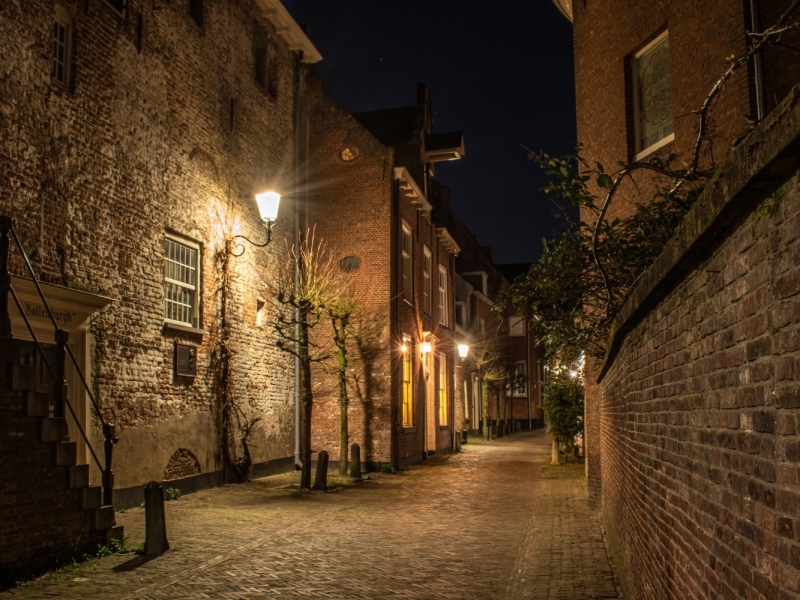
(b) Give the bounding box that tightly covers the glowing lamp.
[255,191,281,224]
[420,341,432,355]
[457,344,470,359]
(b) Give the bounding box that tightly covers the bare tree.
[265,229,344,489]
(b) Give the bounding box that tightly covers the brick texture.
[597,93,800,598]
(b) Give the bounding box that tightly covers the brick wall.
[0,0,308,503]
[596,89,800,598]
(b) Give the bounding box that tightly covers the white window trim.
[632,30,673,161]
[423,246,432,316]
[438,352,448,426]
[164,233,202,329]
[513,360,528,398]
[509,316,526,337]
[401,222,413,303]
[438,265,448,326]
[52,7,73,90]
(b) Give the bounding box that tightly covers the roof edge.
[257,0,322,63]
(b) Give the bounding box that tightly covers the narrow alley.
[11,431,618,600]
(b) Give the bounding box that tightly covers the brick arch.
[163,448,201,481]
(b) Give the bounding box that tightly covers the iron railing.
[0,216,117,506]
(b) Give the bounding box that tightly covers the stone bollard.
[314,450,329,491]
[349,444,362,482]
[144,481,170,557]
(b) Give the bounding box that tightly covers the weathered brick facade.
[306,84,462,468]
[1,0,319,578]
[568,0,800,515]
[596,89,800,598]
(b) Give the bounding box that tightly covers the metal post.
[102,422,116,506]
[0,216,12,338]
[54,329,69,418]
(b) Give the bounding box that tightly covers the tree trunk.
[336,317,349,476]
[482,381,490,440]
[299,305,313,489]
[551,435,560,466]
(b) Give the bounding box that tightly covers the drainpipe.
[292,50,303,469]
[750,0,766,121]
[527,324,532,431]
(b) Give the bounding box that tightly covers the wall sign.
[175,343,197,377]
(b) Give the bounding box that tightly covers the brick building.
[306,83,467,468]
[447,210,544,438]
[558,0,800,597]
[0,0,319,582]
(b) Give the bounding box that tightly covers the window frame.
[401,222,413,303]
[163,233,202,329]
[509,316,526,337]
[52,7,73,90]
[402,337,414,427]
[632,30,674,160]
[438,352,448,426]
[512,360,528,398]
[438,265,448,326]
[101,0,126,17]
[423,246,432,316]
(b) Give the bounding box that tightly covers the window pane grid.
[635,34,673,153]
[423,251,431,315]
[164,238,198,326]
[53,20,67,85]
[438,355,448,426]
[438,267,447,325]
[402,228,412,301]
[402,349,413,426]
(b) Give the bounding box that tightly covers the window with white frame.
[52,7,73,89]
[401,223,413,302]
[633,31,673,159]
[164,235,200,327]
[423,247,432,316]
[438,353,448,426]
[438,265,448,326]
[513,360,527,397]
[509,316,526,337]
[402,338,413,427]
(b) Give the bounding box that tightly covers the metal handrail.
[0,216,116,506]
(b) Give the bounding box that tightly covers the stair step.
[25,392,51,417]
[94,506,115,531]
[55,441,77,466]
[9,364,37,391]
[105,525,125,545]
[69,465,89,488]
[82,486,102,510]
[40,417,68,442]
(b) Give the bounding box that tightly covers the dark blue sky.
[283,0,577,264]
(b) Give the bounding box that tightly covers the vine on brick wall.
[213,239,261,483]
[503,4,800,364]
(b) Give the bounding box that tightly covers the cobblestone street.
[10,430,618,599]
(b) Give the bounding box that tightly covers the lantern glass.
[255,191,281,223]
[457,344,469,358]
[420,341,432,355]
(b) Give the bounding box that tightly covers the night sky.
[282,0,577,265]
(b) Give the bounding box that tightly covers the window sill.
[163,321,208,336]
[402,299,415,308]
[402,427,416,434]
[439,425,449,430]
[634,133,674,162]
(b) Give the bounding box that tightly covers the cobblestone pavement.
[10,429,619,599]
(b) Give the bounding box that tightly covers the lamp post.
[231,190,281,255]
[456,342,469,447]
[420,335,432,458]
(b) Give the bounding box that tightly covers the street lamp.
[232,190,281,255]
[457,343,470,360]
[420,340,432,356]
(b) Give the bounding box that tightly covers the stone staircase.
[0,340,122,588]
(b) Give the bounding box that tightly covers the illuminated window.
[513,361,527,397]
[423,247,432,316]
[632,31,673,159]
[509,316,526,337]
[438,354,448,426]
[401,223,413,302]
[52,7,72,89]
[164,235,200,327]
[402,340,413,426]
[438,266,448,326]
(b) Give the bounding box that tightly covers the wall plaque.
[175,343,197,377]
